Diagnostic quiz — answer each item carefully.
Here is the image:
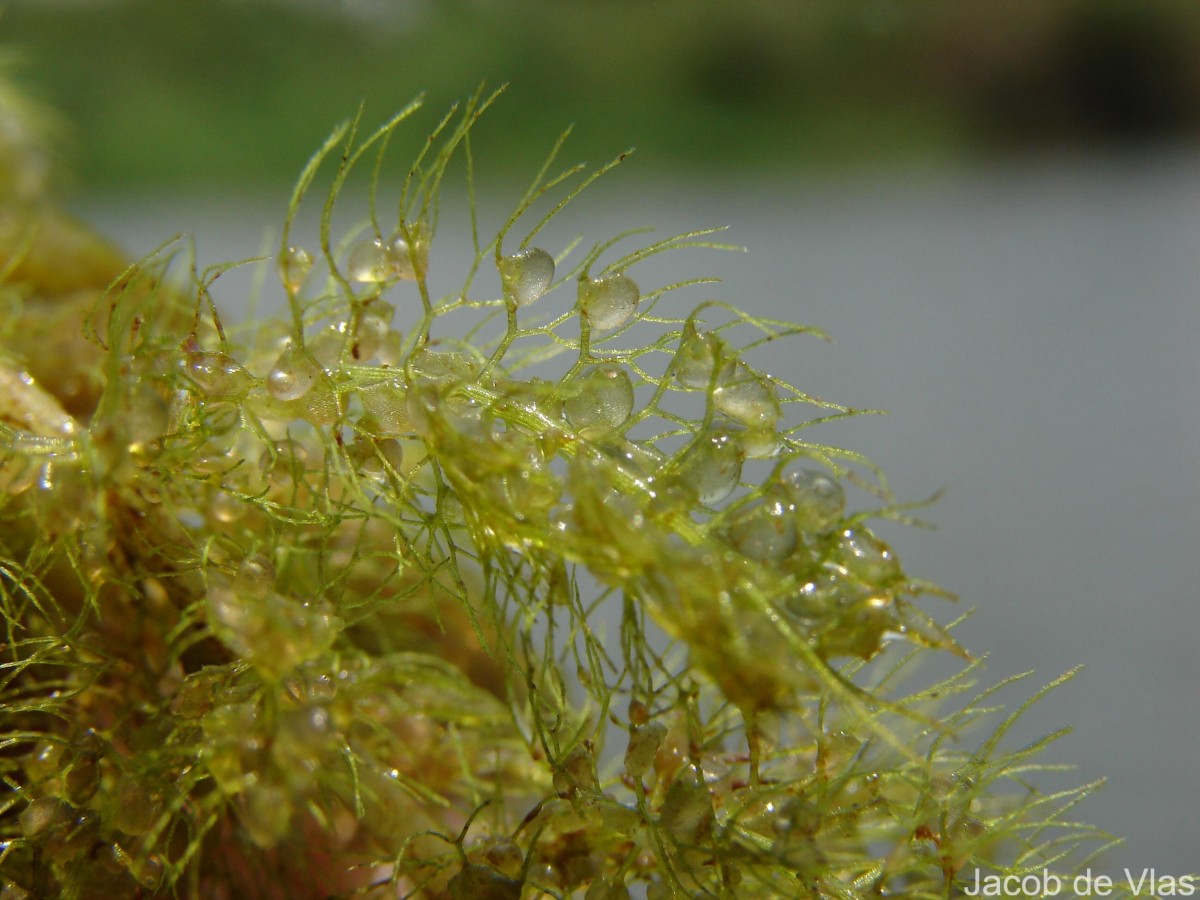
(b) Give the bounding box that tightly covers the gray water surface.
[76,148,1200,875]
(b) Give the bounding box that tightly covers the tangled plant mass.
[0,88,1119,898]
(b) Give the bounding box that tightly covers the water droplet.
[245,382,335,426]
[201,699,261,793]
[727,496,797,562]
[18,797,67,837]
[820,730,861,767]
[554,743,600,794]
[440,392,490,440]
[565,452,668,580]
[376,329,404,366]
[47,809,100,865]
[307,319,350,368]
[771,797,820,836]
[347,237,392,284]
[233,553,276,600]
[910,833,939,859]
[239,781,292,849]
[208,490,244,524]
[0,453,39,495]
[563,363,634,434]
[386,223,429,281]
[407,348,481,387]
[176,506,205,530]
[259,438,308,484]
[201,399,242,436]
[111,774,161,836]
[796,572,896,659]
[448,863,522,900]
[356,437,407,484]
[347,223,429,283]
[485,838,524,877]
[274,705,331,774]
[100,841,130,876]
[279,245,313,293]
[122,378,170,450]
[300,381,340,426]
[267,344,322,401]
[358,380,409,435]
[713,361,780,431]
[834,528,901,587]
[25,742,62,781]
[628,699,649,726]
[307,672,337,702]
[208,579,339,676]
[780,468,844,533]
[363,298,395,328]
[354,303,395,360]
[659,763,713,845]
[673,320,733,388]
[184,351,253,399]
[0,878,32,899]
[171,670,220,719]
[206,582,252,644]
[579,273,639,332]
[586,877,632,900]
[498,246,555,306]
[65,752,100,804]
[624,721,668,779]
[678,428,742,506]
[599,801,642,837]
[602,438,664,479]
[278,599,339,675]
[955,815,988,841]
[409,377,491,444]
[739,426,781,459]
[548,502,574,536]
[786,574,841,621]
[134,854,164,890]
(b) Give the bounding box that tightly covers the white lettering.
[1126,868,1151,893]
[963,870,1066,896]
[964,868,982,896]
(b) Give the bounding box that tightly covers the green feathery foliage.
[0,84,1128,898]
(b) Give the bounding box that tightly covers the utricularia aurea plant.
[1,86,1122,898]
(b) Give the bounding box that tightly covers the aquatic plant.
[0,84,1123,898]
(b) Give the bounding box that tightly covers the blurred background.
[5,0,1198,877]
[7,0,1200,188]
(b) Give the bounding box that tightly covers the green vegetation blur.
[6,0,1200,190]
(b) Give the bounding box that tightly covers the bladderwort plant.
[0,83,1129,898]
